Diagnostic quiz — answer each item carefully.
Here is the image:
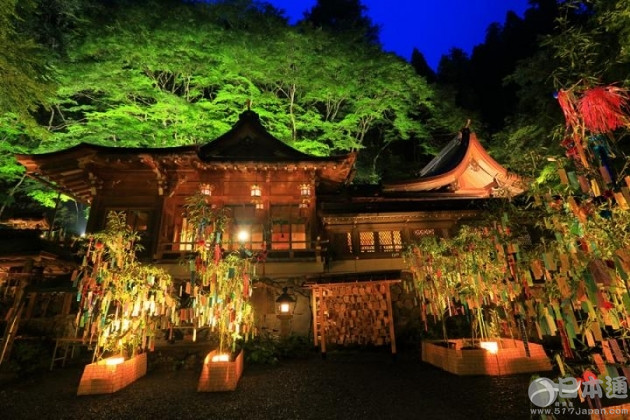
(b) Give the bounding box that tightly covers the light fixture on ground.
[210,353,230,362]
[275,287,296,337]
[480,341,499,354]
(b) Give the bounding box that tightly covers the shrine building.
[15,110,523,346]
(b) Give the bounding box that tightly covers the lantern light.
[237,230,249,243]
[200,183,214,196]
[275,287,296,338]
[299,183,311,197]
[275,287,296,316]
[250,184,262,197]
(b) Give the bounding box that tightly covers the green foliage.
[182,193,255,354]
[76,211,175,360]
[274,334,312,359]
[242,334,279,365]
[0,0,443,190]
[543,0,630,87]
[25,190,71,208]
[242,333,312,365]
[0,0,58,126]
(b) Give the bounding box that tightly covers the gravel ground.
[0,348,554,420]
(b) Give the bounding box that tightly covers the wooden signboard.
[307,280,400,355]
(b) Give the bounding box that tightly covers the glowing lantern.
[299,183,311,197]
[237,230,249,244]
[200,183,214,196]
[275,287,296,337]
[250,184,262,197]
[276,287,296,315]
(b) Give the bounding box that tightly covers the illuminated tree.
[75,212,176,360]
[180,193,255,355]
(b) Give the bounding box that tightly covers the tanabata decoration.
[73,211,176,361]
[408,83,630,384]
[177,193,256,355]
[406,223,523,345]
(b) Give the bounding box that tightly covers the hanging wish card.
[558,168,569,185]
[578,175,591,194]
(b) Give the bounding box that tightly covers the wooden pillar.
[385,284,397,355]
[85,195,103,233]
[61,292,73,315]
[154,195,168,259]
[311,287,318,347]
[25,292,38,320]
[319,288,327,356]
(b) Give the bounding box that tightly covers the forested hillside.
[1,0,629,229]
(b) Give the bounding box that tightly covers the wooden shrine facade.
[17,111,356,261]
[14,113,524,342]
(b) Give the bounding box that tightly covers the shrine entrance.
[307,279,400,356]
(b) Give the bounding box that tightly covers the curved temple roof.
[383,128,524,198]
[16,111,356,203]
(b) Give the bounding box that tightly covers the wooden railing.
[155,240,320,261]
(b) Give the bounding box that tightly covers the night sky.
[270,0,531,70]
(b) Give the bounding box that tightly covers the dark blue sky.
[269,0,531,70]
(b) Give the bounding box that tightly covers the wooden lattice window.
[378,231,403,252]
[270,205,307,250]
[359,232,375,253]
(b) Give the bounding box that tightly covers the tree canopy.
[3,0,630,223]
[0,0,449,211]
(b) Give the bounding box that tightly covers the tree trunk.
[0,173,26,219]
[289,84,297,141]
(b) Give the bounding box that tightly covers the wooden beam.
[306,279,400,289]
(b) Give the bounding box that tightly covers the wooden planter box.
[197,349,244,392]
[77,353,147,395]
[421,338,552,376]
